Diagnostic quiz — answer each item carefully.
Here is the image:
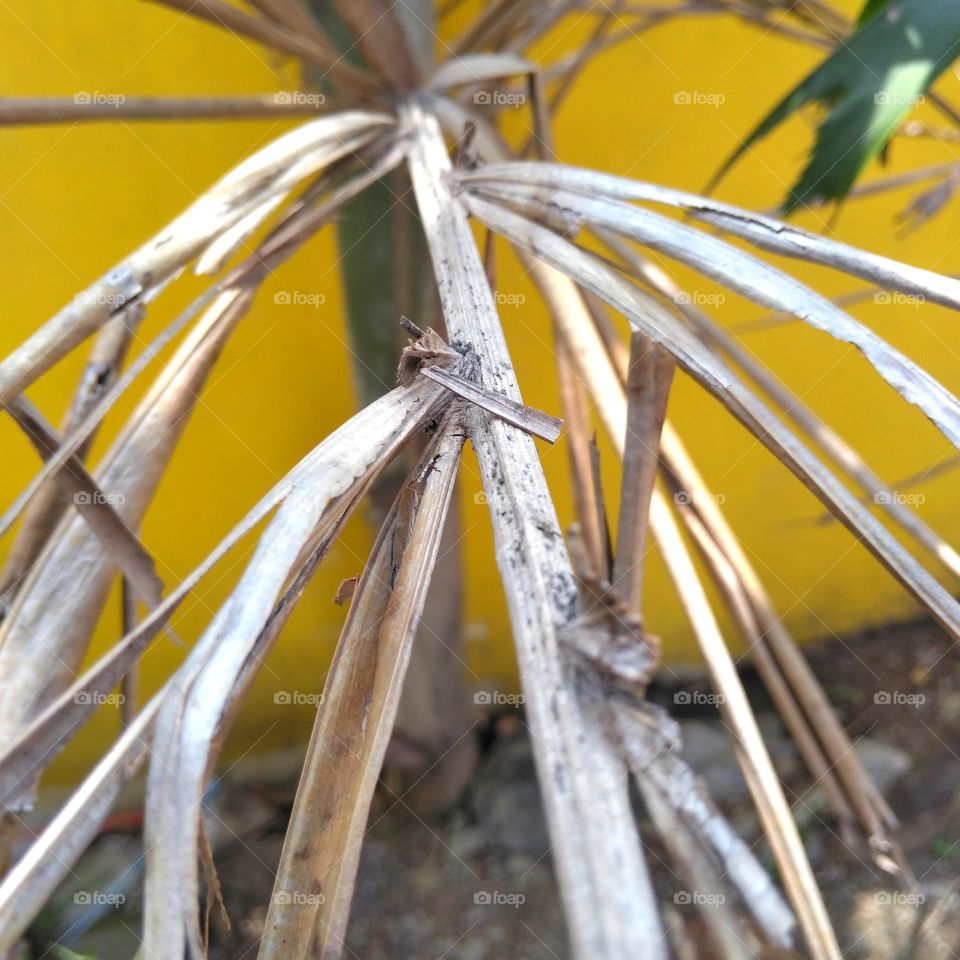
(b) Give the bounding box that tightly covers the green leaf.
[857,0,889,26]
[715,0,960,212]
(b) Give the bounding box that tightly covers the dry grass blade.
[0,284,262,826]
[428,52,533,89]
[0,310,139,612]
[420,364,562,442]
[405,102,667,959]
[330,0,421,90]
[611,332,673,612]
[0,693,162,954]
[460,163,960,310]
[142,374,453,959]
[597,230,960,582]
[555,343,606,574]
[464,178,960,452]
[5,397,164,610]
[650,491,842,960]
[145,0,374,90]
[463,193,960,639]
[0,111,390,406]
[0,95,334,125]
[261,411,465,959]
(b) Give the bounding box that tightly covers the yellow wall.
[1,2,958,784]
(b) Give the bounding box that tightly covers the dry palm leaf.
[406,102,667,958]
[1,4,959,958]
[0,285,259,788]
[460,191,960,638]
[142,371,454,958]
[0,111,390,406]
[261,407,465,958]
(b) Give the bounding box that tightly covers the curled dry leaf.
[462,191,960,640]
[261,409,466,959]
[142,373,454,959]
[0,111,391,406]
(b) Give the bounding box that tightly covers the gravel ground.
[21,616,960,959]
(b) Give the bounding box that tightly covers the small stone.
[854,738,912,797]
[448,824,487,859]
[849,883,960,960]
[678,716,796,804]
[936,690,960,726]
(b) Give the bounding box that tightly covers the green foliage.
[856,0,889,26]
[717,0,960,211]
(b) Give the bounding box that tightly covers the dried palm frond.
[0,2,957,958]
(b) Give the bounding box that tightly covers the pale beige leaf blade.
[463,193,960,639]
[142,376,452,960]
[427,52,533,89]
[420,364,562,442]
[260,412,465,959]
[459,162,960,310]
[405,102,667,960]
[462,177,960,450]
[0,111,390,406]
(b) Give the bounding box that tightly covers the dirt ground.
[22,616,960,959]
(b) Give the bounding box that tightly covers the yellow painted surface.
[1,2,958,784]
